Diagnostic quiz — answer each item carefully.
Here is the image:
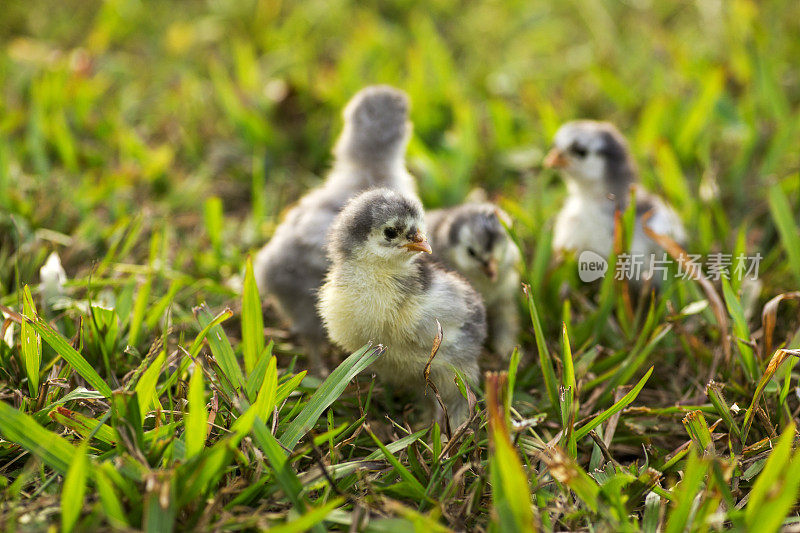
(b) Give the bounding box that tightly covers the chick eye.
[383,227,398,240]
[467,247,477,258]
[570,144,588,158]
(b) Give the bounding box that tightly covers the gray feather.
[426,203,521,357]
[254,86,417,368]
[550,120,687,284]
[319,189,487,426]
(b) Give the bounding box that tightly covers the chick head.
[329,188,431,263]
[336,85,411,163]
[446,204,513,282]
[544,120,636,199]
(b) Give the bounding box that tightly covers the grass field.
[2,0,800,530]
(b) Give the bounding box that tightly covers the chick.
[544,120,686,280]
[426,203,521,358]
[253,86,416,370]
[318,189,487,427]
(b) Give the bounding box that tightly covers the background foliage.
[1,0,800,530]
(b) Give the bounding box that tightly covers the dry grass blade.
[438,383,478,460]
[588,430,617,465]
[741,349,800,442]
[603,386,629,447]
[761,291,800,358]
[0,304,24,324]
[641,212,732,364]
[540,445,599,512]
[1,317,12,343]
[423,319,451,437]
[613,206,634,320]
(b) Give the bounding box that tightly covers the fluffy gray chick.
[426,203,521,359]
[253,86,417,370]
[318,189,487,428]
[544,120,686,283]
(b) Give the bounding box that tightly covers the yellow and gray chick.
[318,189,486,427]
[544,120,686,282]
[254,86,417,370]
[426,203,521,358]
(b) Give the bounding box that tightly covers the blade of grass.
[486,372,537,531]
[523,284,558,409]
[196,305,244,395]
[268,497,345,533]
[245,340,274,402]
[705,381,741,438]
[111,391,144,454]
[61,442,89,533]
[682,410,714,455]
[642,491,662,533]
[252,355,277,421]
[186,307,233,359]
[250,417,328,533]
[184,365,207,460]
[175,446,232,508]
[364,428,428,461]
[0,401,76,473]
[127,276,151,348]
[664,453,708,533]
[203,196,224,255]
[49,407,118,446]
[241,257,265,376]
[280,344,383,451]
[506,346,521,415]
[0,304,111,397]
[94,466,130,529]
[561,322,576,391]
[560,338,577,460]
[574,367,653,441]
[21,285,41,397]
[745,423,800,533]
[134,350,165,417]
[367,429,429,502]
[722,277,757,380]
[143,475,176,533]
[767,183,800,285]
[25,312,112,397]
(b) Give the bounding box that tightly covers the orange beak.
[482,258,498,281]
[544,148,568,168]
[403,232,432,254]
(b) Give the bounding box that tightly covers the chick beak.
[403,232,432,254]
[544,147,568,169]
[482,258,498,281]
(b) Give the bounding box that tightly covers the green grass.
[2,0,800,530]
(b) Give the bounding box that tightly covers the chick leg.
[303,340,329,377]
[275,289,331,375]
[427,363,477,431]
[488,300,519,360]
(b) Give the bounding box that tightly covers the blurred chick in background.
[254,86,417,371]
[426,202,520,358]
[318,189,486,427]
[544,120,686,281]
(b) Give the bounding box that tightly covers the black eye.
[570,144,588,158]
[384,227,398,240]
[467,247,477,258]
